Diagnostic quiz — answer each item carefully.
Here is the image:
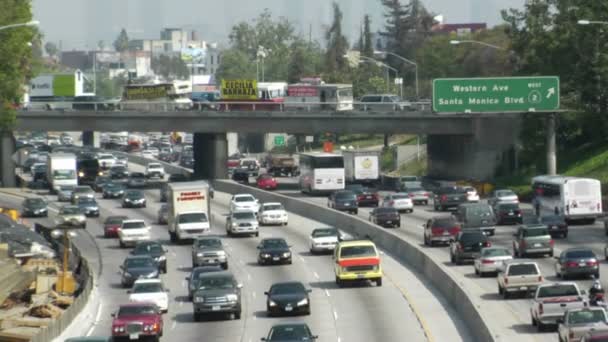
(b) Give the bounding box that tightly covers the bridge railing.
[22,100,433,113]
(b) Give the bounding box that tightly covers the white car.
[464,186,480,202]
[145,163,165,179]
[147,147,160,157]
[309,227,341,254]
[97,153,116,169]
[141,150,156,159]
[381,193,414,213]
[226,210,259,237]
[473,247,513,276]
[258,202,288,226]
[118,219,151,248]
[230,194,260,213]
[115,155,128,167]
[128,279,169,312]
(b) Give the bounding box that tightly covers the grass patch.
[398,156,428,176]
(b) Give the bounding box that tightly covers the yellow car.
[333,240,382,287]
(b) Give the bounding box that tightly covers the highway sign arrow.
[546,87,555,99]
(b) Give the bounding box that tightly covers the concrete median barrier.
[212,180,495,342]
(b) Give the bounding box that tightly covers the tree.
[324,2,350,82]
[0,0,36,130]
[287,39,322,83]
[97,40,105,51]
[215,49,256,81]
[362,15,374,58]
[151,55,190,80]
[113,28,129,52]
[44,41,58,58]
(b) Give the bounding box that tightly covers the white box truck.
[342,150,380,185]
[167,181,211,243]
[46,153,78,193]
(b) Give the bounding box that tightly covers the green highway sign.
[432,76,560,113]
[274,135,285,146]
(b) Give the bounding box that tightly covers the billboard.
[181,47,206,64]
[53,75,76,97]
[29,74,78,97]
[30,75,54,97]
[221,80,257,100]
[123,84,171,100]
[287,85,318,97]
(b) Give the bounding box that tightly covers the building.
[432,23,487,36]
[60,50,153,80]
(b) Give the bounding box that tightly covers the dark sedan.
[21,198,48,217]
[261,323,317,342]
[327,190,358,214]
[122,190,146,208]
[130,241,168,273]
[265,281,311,316]
[93,176,112,192]
[76,197,100,217]
[109,165,129,180]
[185,265,224,300]
[180,156,194,168]
[127,172,146,188]
[120,255,160,288]
[102,182,125,199]
[368,207,400,228]
[541,214,568,238]
[494,202,522,225]
[103,215,128,238]
[257,238,292,265]
[232,169,249,184]
[555,248,599,279]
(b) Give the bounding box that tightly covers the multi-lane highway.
[0,163,471,342]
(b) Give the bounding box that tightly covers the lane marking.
[324,289,331,297]
[181,280,187,288]
[337,337,341,342]
[333,310,338,321]
[313,272,320,280]
[247,273,252,281]
[171,321,177,330]
[179,301,184,308]
[252,291,256,299]
[298,255,305,263]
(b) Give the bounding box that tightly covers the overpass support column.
[82,131,95,147]
[546,114,556,175]
[193,133,228,180]
[0,132,16,187]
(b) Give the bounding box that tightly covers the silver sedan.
[474,247,512,277]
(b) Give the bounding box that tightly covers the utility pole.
[546,113,557,175]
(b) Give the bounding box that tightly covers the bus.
[531,175,602,223]
[121,81,193,111]
[299,152,345,194]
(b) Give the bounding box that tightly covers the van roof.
[168,181,210,190]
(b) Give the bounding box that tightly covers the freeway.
[273,177,607,341]
[0,170,471,342]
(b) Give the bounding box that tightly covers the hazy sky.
[32,0,525,50]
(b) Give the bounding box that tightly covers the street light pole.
[0,20,39,31]
[449,39,506,50]
[578,19,608,115]
[374,51,419,100]
[359,55,398,92]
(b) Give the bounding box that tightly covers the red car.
[112,303,163,341]
[257,174,278,190]
[423,216,462,246]
[104,215,128,238]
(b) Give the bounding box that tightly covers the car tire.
[234,311,241,320]
[119,240,125,248]
[537,321,545,332]
[255,232,259,237]
[475,267,479,275]
[595,271,600,279]
[376,278,382,287]
[531,315,537,326]
[563,232,568,238]
[193,313,201,322]
[169,231,177,242]
[498,285,503,295]
[503,290,510,300]
[162,265,167,274]
[336,277,343,288]
[222,262,228,270]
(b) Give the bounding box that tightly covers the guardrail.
[21,100,433,113]
[30,224,93,342]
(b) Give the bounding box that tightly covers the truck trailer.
[167,181,211,243]
[342,150,380,185]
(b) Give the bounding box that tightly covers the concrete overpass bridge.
[3,105,522,186]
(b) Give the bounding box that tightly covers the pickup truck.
[497,261,543,299]
[433,186,468,211]
[530,282,587,332]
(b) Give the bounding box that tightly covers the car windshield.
[466,206,493,217]
[498,203,519,211]
[268,326,311,341]
[117,305,157,317]
[263,204,284,211]
[523,228,548,237]
[262,239,288,248]
[335,191,355,200]
[78,198,96,205]
[132,282,163,293]
[195,238,222,249]
[541,215,565,224]
[507,264,539,276]
[233,212,255,220]
[106,216,127,225]
[537,285,580,298]
[568,310,606,324]
[178,213,208,223]
[459,233,486,244]
[125,258,155,268]
[105,183,123,190]
[374,208,397,214]
[54,170,75,180]
[392,194,410,200]
[235,196,255,202]
[25,198,45,206]
[148,164,162,169]
[440,187,466,194]
[61,207,81,215]
[59,185,75,191]
[96,177,109,183]
[565,250,595,259]
[481,248,510,257]
[270,283,305,295]
[74,187,91,193]
[340,245,376,258]
[197,276,235,290]
[432,218,458,228]
[131,173,144,179]
[112,166,127,172]
[126,191,143,197]
[192,267,222,278]
[133,244,163,255]
[122,221,146,229]
[98,155,114,160]
[497,190,516,197]
[312,228,338,237]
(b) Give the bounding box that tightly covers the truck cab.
[334,240,382,287]
[531,282,587,331]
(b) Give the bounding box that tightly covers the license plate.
[534,243,542,247]
[212,305,220,311]
[285,306,293,312]
[273,257,279,261]
[366,196,372,199]
[386,221,392,224]
[454,197,460,200]
[551,225,558,229]
[129,334,139,340]
[443,231,450,236]
[357,274,365,279]
[508,212,514,216]
[579,263,586,267]
[344,203,350,206]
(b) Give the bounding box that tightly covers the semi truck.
[265,154,298,177]
[342,150,380,185]
[167,181,211,243]
[46,153,78,193]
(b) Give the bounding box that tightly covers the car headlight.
[297,298,308,306]
[193,297,204,303]
[114,326,125,333]
[232,223,239,227]
[157,255,166,261]
[196,252,203,257]
[268,300,277,307]
[78,172,84,177]
[124,272,132,278]
[226,294,238,302]
[217,251,226,257]
[125,198,132,202]
[282,252,291,258]
[147,271,159,278]
[262,253,270,258]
